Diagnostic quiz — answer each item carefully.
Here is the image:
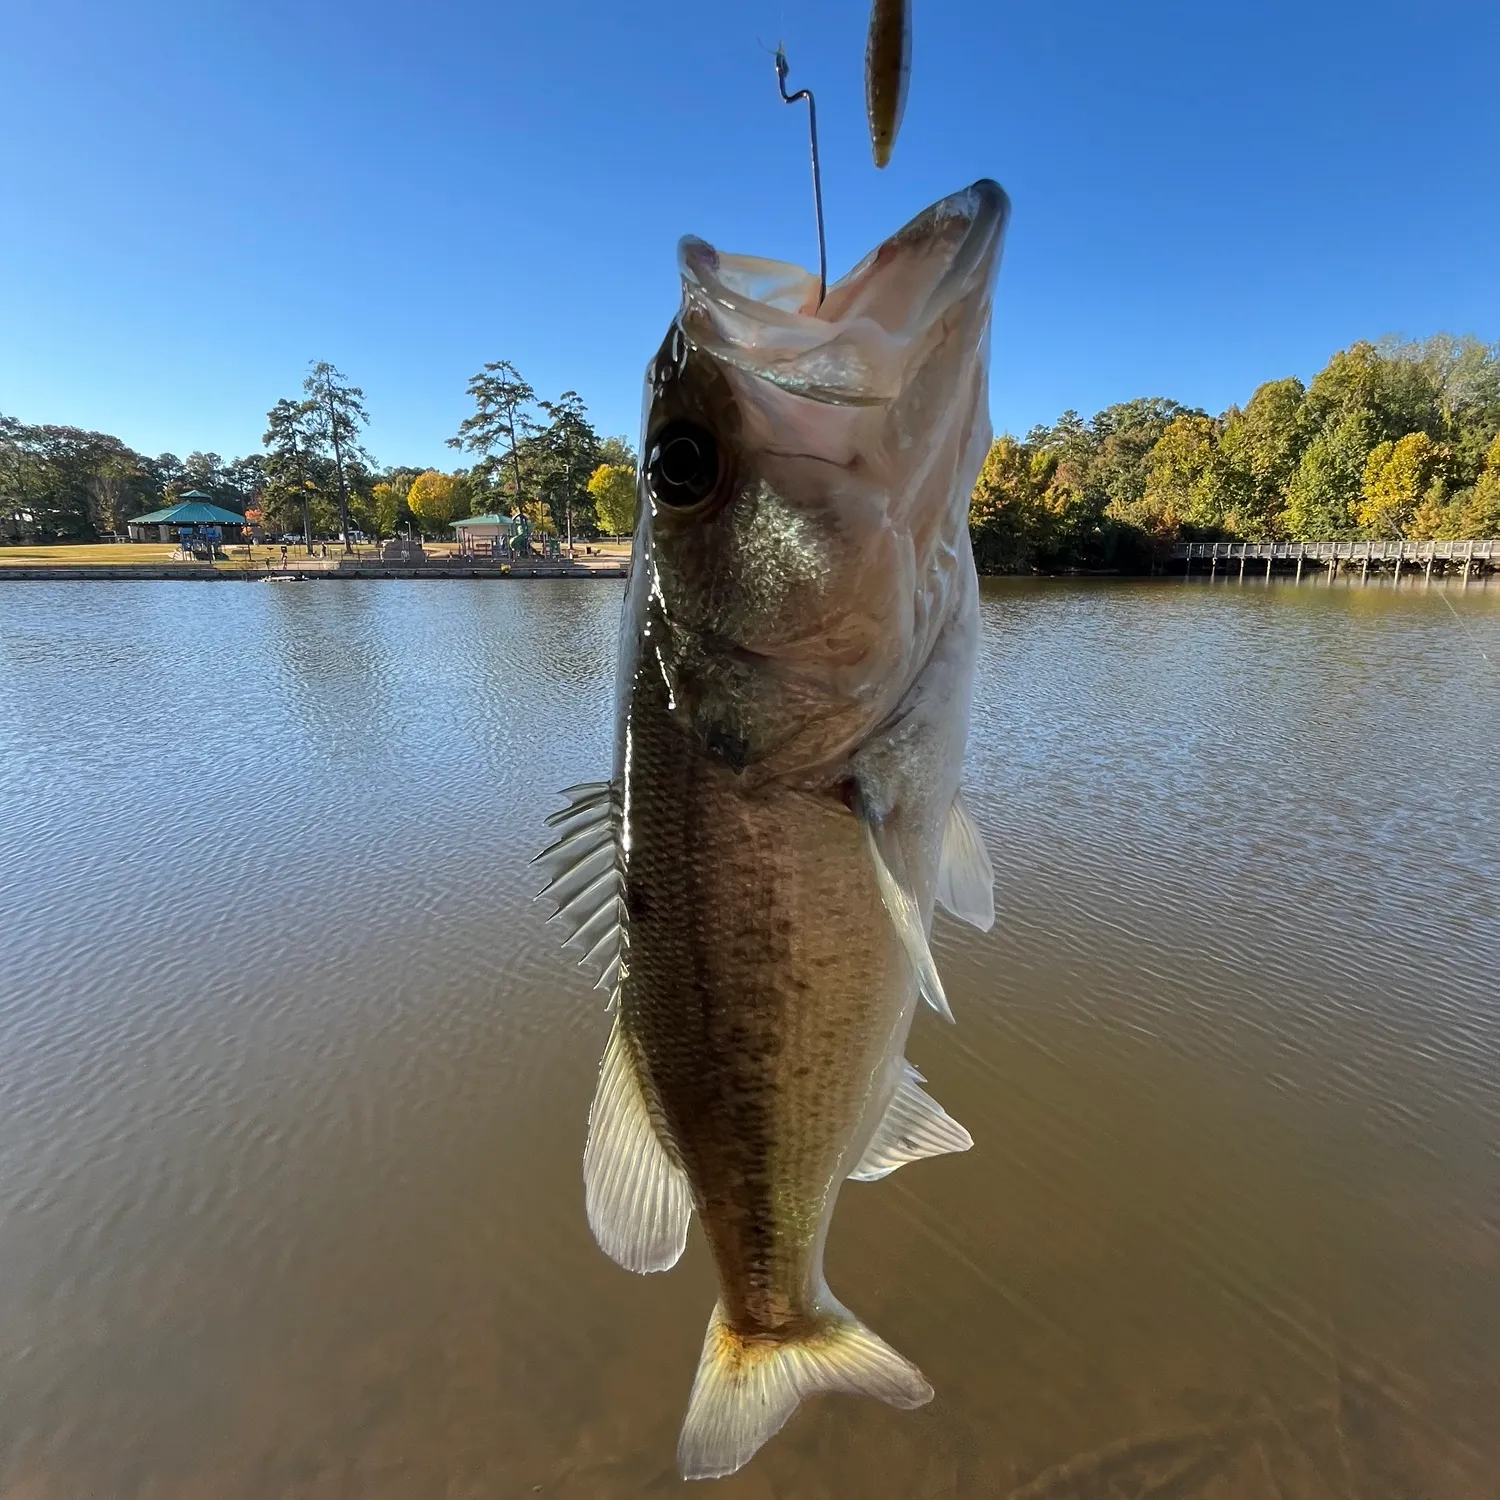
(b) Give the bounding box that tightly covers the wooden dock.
[1173,539,1498,582]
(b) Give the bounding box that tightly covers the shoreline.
[0,542,633,583]
[0,562,628,582]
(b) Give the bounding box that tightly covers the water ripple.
[0,577,1495,1496]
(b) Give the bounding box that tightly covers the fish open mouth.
[676,180,1009,408]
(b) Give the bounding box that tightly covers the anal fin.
[935,790,995,932]
[583,1016,692,1274]
[849,1062,973,1182]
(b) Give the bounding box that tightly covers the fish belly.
[623,738,910,1334]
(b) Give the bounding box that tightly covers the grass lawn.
[0,544,187,566]
[1,543,372,568]
[1,540,634,569]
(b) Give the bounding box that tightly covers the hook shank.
[774,47,827,308]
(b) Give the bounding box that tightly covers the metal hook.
[774,45,827,309]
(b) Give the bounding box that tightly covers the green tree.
[598,435,637,470]
[0,416,32,539]
[1219,377,1312,538]
[262,398,322,547]
[1452,434,1500,537]
[1306,340,1444,443]
[150,452,187,501]
[1137,414,1243,540]
[303,361,372,551]
[1383,334,1500,480]
[87,445,153,533]
[587,462,637,536]
[1282,412,1381,541]
[527,391,603,540]
[406,470,464,532]
[1090,399,1188,509]
[1023,400,1187,567]
[0,420,158,540]
[448,360,538,507]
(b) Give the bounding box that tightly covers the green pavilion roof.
[129,501,249,526]
[452,513,522,529]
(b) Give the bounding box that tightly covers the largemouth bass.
[539,179,1009,1480]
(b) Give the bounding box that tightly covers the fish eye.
[646,421,721,511]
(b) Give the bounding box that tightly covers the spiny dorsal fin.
[534,780,624,1000]
[935,790,995,932]
[849,1062,973,1181]
[677,1296,932,1480]
[584,1016,692,1274]
[856,794,953,1022]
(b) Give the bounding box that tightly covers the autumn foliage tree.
[587,462,637,536]
[1455,434,1500,538]
[406,470,464,532]
[968,437,1049,571]
[969,334,1499,572]
[1360,433,1449,538]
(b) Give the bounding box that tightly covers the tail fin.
[677,1299,933,1481]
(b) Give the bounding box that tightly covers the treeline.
[971,335,1500,573]
[9,336,1498,562]
[1,359,637,544]
[0,421,265,541]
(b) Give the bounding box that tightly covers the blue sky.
[2,0,1497,467]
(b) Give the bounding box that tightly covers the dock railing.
[1171,539,1498,581]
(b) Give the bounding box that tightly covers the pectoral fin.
[856,794,953,1022]
[935,791,995,932]
[535,780,624,999]
[583,1016,692,1274]
[849,1062,973,1181]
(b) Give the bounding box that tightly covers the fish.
[866,0,912,167]
[537,178,1009,1480]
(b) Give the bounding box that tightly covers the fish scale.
[623,652,907,1334]
[541,179,1009,1481]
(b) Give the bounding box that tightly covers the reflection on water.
[0,577,1496,1498]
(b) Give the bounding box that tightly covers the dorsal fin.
[534,780,624,1000]
[935,790,995,931]
[849,1062,973,1181]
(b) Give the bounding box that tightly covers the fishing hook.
[774,45,827,308]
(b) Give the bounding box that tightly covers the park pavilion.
[126,492,250,543]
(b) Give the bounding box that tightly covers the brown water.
[0,576,1496,1499]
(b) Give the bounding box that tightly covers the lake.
[0,576,1496,1499]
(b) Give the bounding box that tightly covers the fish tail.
[676,1298,933,1480]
